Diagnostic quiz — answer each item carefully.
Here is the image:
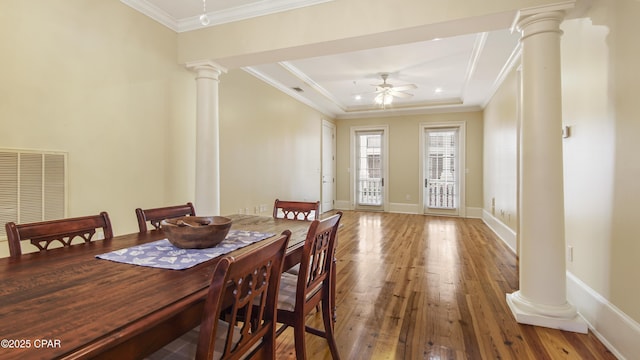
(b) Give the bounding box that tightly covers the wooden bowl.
[161,216,232,249]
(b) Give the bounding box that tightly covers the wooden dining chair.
[273,198,320,278]
[147,230,291,360]
[135,202,196,232]
[275,212,343,360]
[272,199,320,221]
[5,212,113,258]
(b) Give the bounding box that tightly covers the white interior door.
[321,120,336,213]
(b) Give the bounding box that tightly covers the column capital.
[185,60,227,80]
[511,1,575,36]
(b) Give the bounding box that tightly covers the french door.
[351,127,387,211]
[422,124,465,216]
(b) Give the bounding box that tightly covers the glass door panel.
[424,128,459,215]
[356,131,384,210]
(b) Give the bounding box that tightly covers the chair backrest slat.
[135,202,196,232]
[5,212,113,257]
[272,199,319,221]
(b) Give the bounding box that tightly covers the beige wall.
[561,0,640,323]
[335,112,483,212]
[0,1,193,256]
[483,69,519,231]
[0,1,330,258]
[217,69,327,216]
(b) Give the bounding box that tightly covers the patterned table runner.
[96,230,274,270]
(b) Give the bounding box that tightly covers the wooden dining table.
[0,214,311,360]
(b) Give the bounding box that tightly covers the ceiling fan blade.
[391,84,417,91]
[372,84,393,92]
[358,74,416,99]
[390,91,414,98]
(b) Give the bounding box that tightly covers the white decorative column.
[506,5,587,333]
[186,60,227,216]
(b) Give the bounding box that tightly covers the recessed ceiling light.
[354,95,362,100]
[435,87,443,93]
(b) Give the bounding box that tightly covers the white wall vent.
[0,149,67,240]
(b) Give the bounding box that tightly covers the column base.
[506,291,588,333]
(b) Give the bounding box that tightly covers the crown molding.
[121,0,178,31]
[243,66,337,119]
[121,0,334,33]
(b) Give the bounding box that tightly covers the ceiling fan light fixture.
[200,14,210,25]
[200,0,210,25]
[353,73,415,110]
[375,92,393,106]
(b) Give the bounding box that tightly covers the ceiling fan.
[370,73,417,108]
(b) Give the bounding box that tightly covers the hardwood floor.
[274,211,616,359]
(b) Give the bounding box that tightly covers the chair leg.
[331,257,338,324]
[322,294,340,360]
[294,318,307,360]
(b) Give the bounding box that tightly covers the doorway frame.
[350,125,389,212]
[321,119,336,214]
[419,121,466,217]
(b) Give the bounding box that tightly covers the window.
[0,150,67,239]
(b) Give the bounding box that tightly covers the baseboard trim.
[388,203,422,214]
[567,272,640,359]
[335,201,483,218]
[481,209,517,254]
